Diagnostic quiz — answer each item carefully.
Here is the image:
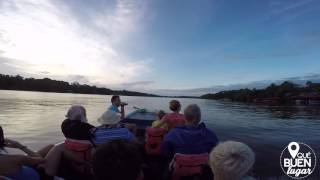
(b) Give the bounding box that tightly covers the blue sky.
[0,0,320,95]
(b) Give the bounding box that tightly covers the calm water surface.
[0,90,319,177]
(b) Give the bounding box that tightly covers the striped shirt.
[92,127,134,145]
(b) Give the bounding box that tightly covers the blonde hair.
[209,141,255,180]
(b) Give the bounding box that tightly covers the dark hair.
[0,126,4,148]
[92,140,143,180]
[111,95,120,103]
[169,100,181,112]
[157,110,166,120]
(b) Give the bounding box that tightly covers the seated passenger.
[41,105,95,177]
[209,141,255,180]
[0,126,52,180]
[155,100,185,130]
[162,104,219,160]
[61,105,95,140]
[92,139,143,180]
[151,110,167,130]
[92,110,136,145]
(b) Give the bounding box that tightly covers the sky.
[0,0,320,96]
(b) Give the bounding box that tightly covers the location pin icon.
[288,142,300,159]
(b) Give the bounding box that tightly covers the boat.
[121,109,157,140]
[58,109,212,180]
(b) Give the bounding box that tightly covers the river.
[0,90,319,178]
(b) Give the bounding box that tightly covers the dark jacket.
[61,119,95,140]
[162,123,219,160]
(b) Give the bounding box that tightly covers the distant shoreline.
[0,74,200,99]
[0,74,160,97]
[200,81,320,105]
[0,88,200,99]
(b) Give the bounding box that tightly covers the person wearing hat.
[92,110,136,145]
[209,141,255,180]
[61,105,95,140]
[38,105,96,177]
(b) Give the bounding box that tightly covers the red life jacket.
[64,139,93,174]
[145,127,166,155]
[169,153,209,180]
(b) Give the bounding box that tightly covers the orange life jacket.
[145,127,166,155]
[169,153,209,180]
[64,139,93,174]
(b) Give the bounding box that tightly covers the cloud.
[119,81,155,87]
[0,0,151,87]
[269,0,315,14]
[266,0,318,23]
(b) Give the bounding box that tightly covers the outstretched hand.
[4,139,24,149]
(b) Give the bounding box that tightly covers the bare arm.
[0,155,45,174]
[153,119,167,129]
[4,139,40,157]
[120,105,125,119]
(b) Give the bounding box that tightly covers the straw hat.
[98,110,121,125]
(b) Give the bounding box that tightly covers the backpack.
[145,127,166,155]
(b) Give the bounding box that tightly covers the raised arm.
[120,102,128,119]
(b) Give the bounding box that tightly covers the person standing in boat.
[162,104,219,160]
[109,95,128,119]
[154,100,185,130]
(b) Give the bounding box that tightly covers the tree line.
[0,74,159,97]
[201,81,320,103]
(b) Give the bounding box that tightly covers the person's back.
[162,122,218,159]
[162,112,185,129]
[161,100,185,130]
[162,104,218,160]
